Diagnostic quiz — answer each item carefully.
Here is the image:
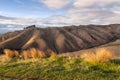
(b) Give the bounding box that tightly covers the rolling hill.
[0,24,120,54]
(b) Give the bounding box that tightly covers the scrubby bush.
[81,48,113,63]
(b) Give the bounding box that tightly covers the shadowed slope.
[0,28,37,50]
[0,24,120,53]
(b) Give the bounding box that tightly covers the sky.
[0,0,120,33]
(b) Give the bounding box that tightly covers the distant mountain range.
[0,24,120,54]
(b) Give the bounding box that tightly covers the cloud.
[0,18,37,25]
[0,24,26,33]
[39,15,68,26]
[33,0,120,25]
[67,8,116,24]
[0,15,68,26]
[0,15,15,20]
[37,0,71,9]
[65,0,120,25]
[0,15,35,25]
[111,6,120,14]
[74,0,120,8]
[1,0,120,27]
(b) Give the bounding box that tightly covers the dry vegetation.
[4,48,57,59]
[4,49,19,59]
[1,48,120,80]
[4,48,113,64]
[81,48,113,63]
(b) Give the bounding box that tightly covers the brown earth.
[0,24,120,54]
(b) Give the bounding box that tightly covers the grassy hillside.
[0,56,120,80]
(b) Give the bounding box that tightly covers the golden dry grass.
[4,49,20,59]
[21,48,47,59]
[37,50,46,58]
[81,48,113,63]
[30,48,46,58]
[14,50,19,57]
[49,51,57,57]
[96,48,113,63]
[4,48,57,59]
[30,48,38,59]
[81,51,96,63]
[46,49,57,57]
[22,50,31,59]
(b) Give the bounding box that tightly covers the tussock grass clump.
[4,49,14,59]
[30,48,46,59]
[81,51,96,63]
[30,48,38,59]
[14,50,19,57]
[81,48,113,63]
[96,48,113,63]
[37,50,46,58]
[46,49,57,57]
[4,49,19,59]
[4,48,57,59]
[22,50,31,59]
[22,48,47,59]
[50,51,57,57]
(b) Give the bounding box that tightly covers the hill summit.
[0,24,120,53]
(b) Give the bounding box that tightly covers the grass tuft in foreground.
[81,48,113,63]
